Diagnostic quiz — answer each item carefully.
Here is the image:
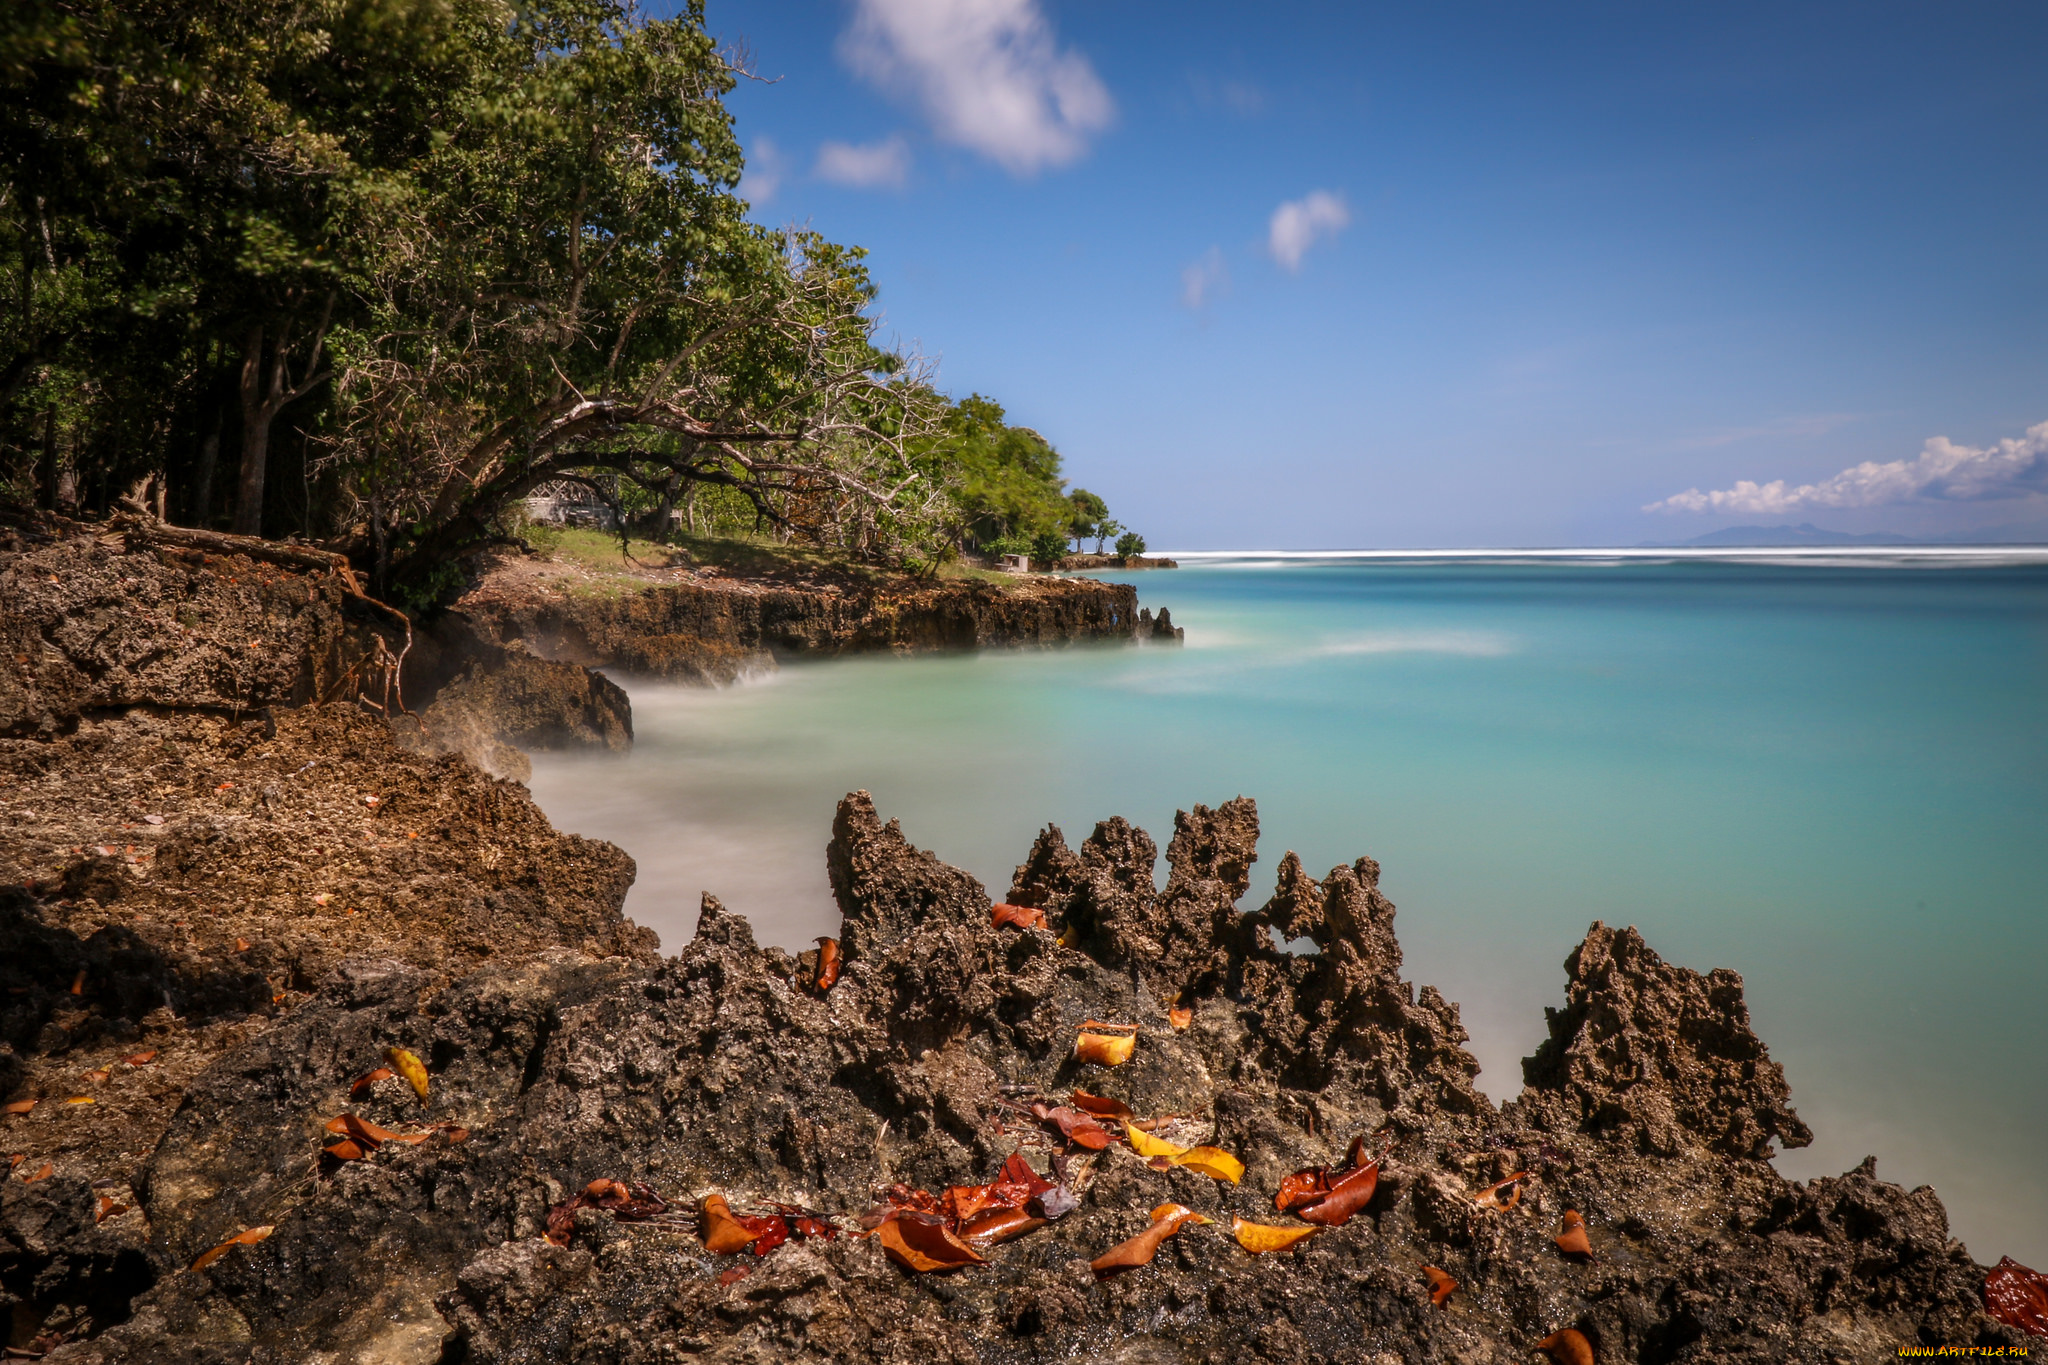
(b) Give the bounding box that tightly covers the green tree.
[1115,529,1146,559]
[1065,487,1106,550]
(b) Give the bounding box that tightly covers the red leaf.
[1555,1209,1593,1259]
[991,903,1047,931]
[1298,1162,1378,1227]
[717,1266,750,1287]
[348,1068,395,1100]
[812,937,842,993]
[1984,1257,2048,1338]
[1069,1091,1134,1119]
[1424,1265,1457,1306]
[1536,1328,1596,1365]
[878,1214,984,1273]
[1027,1102,1113,1150]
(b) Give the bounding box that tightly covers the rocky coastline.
[1,514,2039,1362]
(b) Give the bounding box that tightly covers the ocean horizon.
[529,551,2048,1269]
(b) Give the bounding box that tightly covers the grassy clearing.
[516,525,1020,593]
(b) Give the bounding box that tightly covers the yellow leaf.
[1074,1031,1135,1066]
[1231,1216,1321,1253]
[385,1047,429,1103]
[1124,1123,1187,1160]
[1150,1202,1212,1225]
[1172,1146,1245,1183]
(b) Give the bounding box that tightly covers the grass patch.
[514,525,1024,593]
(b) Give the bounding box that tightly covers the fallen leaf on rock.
[323,1139,366,1162]
[62,1097,94,1106]
[813,936,842,993]
[1090,1203,1212,1278]
[70,971,85,996]
[188,1225,274,1272]
[1555,1209,1593,1258]
[1983,1256,2048,1338]
[385,1047,429,1103]
[349,1067,394,1100]
[1030,1184,1081,1220]
[1073,1023,1137,1067]
[1070,1091,1133,1119]
[95,1196,131,1222]
[1030,1103,1113,1150]
[717,1266,750,1287]
[1231,1217,1320,1254]
[22,1163,53,1183]
[84,1069,110,1085]
[123,1051,157,1067]
[960,1206,1047,1246]
[6,1155,20,1170]
[312,892,332,906]
[324,1113,426,1148]
[235,938,250,952]
[1536,1328,1596,1365]
[699,1193,761,1254]
[1172,1147,1245,1184]
[879,1214,984,1273]
[1471,1170,1530,1212]
[1299,1162,1377,1226]
[2,1101,36,1117]
[1168,1006,1193,1030]
[1424,1265,1457,1306]
[990,903,1047,931]
[1124,1123,1186,1160]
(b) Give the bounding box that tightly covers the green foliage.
[915,393,1077,553]
[1115,530,1147,559]
[1065,487,1108,548]
[1030,527,1070,567]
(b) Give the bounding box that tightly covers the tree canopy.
[0,0,1140,599]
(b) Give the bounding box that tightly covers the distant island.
[1646,520,2048,548]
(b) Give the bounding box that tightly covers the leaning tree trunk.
[233,327,270,536]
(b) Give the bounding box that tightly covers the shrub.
[1115,530,1147,559]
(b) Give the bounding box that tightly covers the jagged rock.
[1514,921,1814,1158]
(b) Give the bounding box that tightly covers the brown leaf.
[22,1163,53,1183]
[84,1069,111,1085]
[699,1193,760,1255]
[878,1214,985,1273]
[1983,1257,2048,1338]
[235,938,251,953]
[323,1113,427,1148]
[1089,1203,1211,1278]
[990,902,1047,931]
[959,1206,1047,1246]
[1031,1103,1114,1150]
[95,1196,131,1223]
[812,937,842,993]
[2,1100,36,1117]
[322,1139,366,1162]
[1299,1162,1378,1226]
[1424,1264,1457,1306]
[1471,1170,1530,1212]
[1230,1216,1320,1254]
[188,1225,274,1272]
[69,970,84,996]
[1167,1006,1193,1030]
[1555,1209,1593,1258]
[123,1051,157,1067]
[349,1067,395,1100]
[1069,1090,1134,1119]
[1537,1328,1596,1365]
[717,1266,750,1287]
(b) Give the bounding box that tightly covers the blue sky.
[702,1,2048,548]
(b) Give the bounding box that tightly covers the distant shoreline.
[1156,545,2048,562]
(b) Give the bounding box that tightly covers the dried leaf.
[70,970,85,996]
[959,1206,1047,1246]
[1172,1147,1246,1184]
[1536,1328,1596,1365]
[1299,1162,1377,1226]
[235,938,251,952]
[1029,1184,1081,1220]
[84,1069,110,1085]
[23,1163,53,1183]
[990,903,1047,931]
[1424,1264,1458,1306]
[878,1214,984,1272]
[62,1096,94,1106]
[95,1196,131,1223]
[1124,1123,1187,1160]
[717,1266,750,1287]
[1089,1203,1210,1278]
[813,937,842,993]
[123,1051,157,1067]
[699,1194,760,1254]
[323,1139,366,1162]
[2,1100,37,1117]
[188,1225,273,1272]
[384,1047,429,1103]
[349,1067,395,1100]
[1073,1031,1136,1066]
[1471,1170,1530,1212]
[1167,1006,1193,1030]
[1555,1209,1593,1258]
[1231,1216,1321,1254]
[1029,1103,1114,1150]
[1070,1090,1134,1119]
[324,1113,427,1148]
[1983,1256,2048,1338]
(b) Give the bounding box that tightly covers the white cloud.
[740,134,785,205]
[1268,190,1350,271]
[1646,420,2048,515]
[839,0,1114,176]
[814,135,912,190]
[1180,247,1227,310]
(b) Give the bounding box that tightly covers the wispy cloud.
[740,134,786,206]
[839,0,1114,176]
[814,135,912,190]
[1180,247,1228,310]
[1647,420,2048,514]
[1268,190,1350,271]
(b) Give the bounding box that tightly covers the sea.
[527,549,2048,1266]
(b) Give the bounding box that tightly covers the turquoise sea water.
[527,551,2048,1266]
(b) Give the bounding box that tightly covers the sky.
[699,1,2048,549]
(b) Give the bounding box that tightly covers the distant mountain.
[1643,521,2048,548]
